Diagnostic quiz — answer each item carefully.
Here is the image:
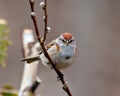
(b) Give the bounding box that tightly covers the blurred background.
[0,0,120,96]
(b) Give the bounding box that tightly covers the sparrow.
[21,32,77,70]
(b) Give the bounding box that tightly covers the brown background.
[0,0,120,96]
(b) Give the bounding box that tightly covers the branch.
[41,0,48,43]
[19,29,41,96]
[29,0,41,43]
[29,77,42,93]
[28,0,72,96]
[22,77,42,96]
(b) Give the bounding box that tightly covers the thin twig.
[42,0,48,43]
[29,0,41,43]
[28,0,72,96]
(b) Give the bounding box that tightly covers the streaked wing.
[39,40,56,55]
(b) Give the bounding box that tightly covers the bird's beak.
[66,41,69,45]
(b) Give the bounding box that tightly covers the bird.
[21,32,77,70]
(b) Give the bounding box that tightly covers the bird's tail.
[21,55,40,63]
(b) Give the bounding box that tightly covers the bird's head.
[57,32,75,45]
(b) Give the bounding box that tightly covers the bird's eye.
[62,39,66,42]
[69,39,74,43]
[59,38,66,42]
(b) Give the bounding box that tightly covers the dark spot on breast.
[65,55,71,59]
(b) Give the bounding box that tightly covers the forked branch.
[28,0,72,96]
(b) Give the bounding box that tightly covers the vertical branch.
[42,0,48,43]
[19,29,41,96]
[29,0,41,44]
